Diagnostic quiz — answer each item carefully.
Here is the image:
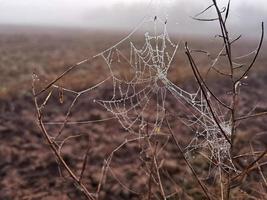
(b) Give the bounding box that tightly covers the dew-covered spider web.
[92,17,235,173]
[36,15,237,186]
[95,18,179,135]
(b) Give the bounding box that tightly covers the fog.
[0,0,266,37]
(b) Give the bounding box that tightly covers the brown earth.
[1,25,267,200]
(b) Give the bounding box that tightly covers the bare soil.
[1,26,267,200]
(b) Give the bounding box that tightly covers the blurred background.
[1,1,267,199]
[0,0,266,37]
[0,0,266,97]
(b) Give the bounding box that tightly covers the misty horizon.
[0,0,266,38]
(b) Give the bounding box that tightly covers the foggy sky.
[0,0,266,37]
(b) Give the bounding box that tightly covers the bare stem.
[32,81,95,200]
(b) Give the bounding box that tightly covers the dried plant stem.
[232,148,267,183]
[79,141,91,183]
[32,82,95,200]
[35,57,95,97]
[147,160,153,200]
[166,119,212,200]
[235,111,267,122]
[147,131,155,200]
[250,144,267,187]
[189,1,264,198]
[235,22,264,83]
[219,165,224,200]
[185,43,231,145]
[153,143,166,200]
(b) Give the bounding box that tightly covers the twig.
[224,0,231,22]
[35,57,94,97]
[79,139,91,183]
[235,22,264,83]
[187,46,232,110]
[185,43,231,145]
[231,148,267,182]
[32,80,95,200]
[235,111,267,122]
[250,143,267,187]
[153,142,166,200]
[166,118,212,200]
[194,4,214,18]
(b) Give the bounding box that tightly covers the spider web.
[95,18,178,135]
[90,17,235,172]
[38,16,236,184]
